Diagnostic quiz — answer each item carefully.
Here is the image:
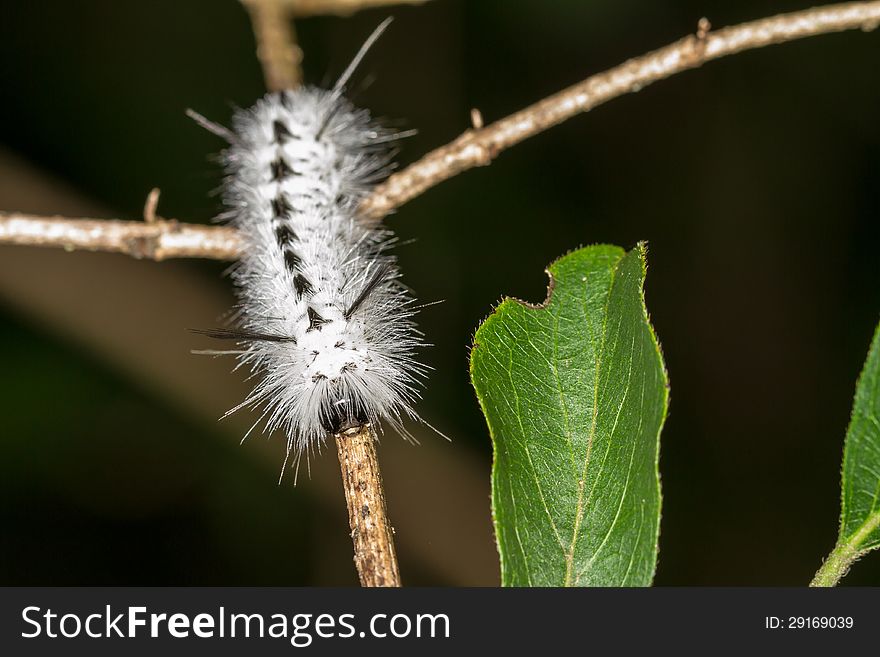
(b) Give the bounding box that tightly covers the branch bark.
[240,0,304,91]
[238,0,432,91]
[334,424,401,587]
[0,212,242,260]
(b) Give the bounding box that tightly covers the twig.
[0,212,242,261]
[143,187,161,223]
[239,0,430,90]
[335,423,401,586]
[283,0,430,17]
[358,0,880,221]
[240,0,304,91]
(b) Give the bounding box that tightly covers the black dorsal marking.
[270,157,294,181]
[307,307,328,332]
[284,250,302,271]
[293,273,313,296]
[275,223,296,247]
[272,195,292,217]
[278,90,293,110]
[273,119,292,143]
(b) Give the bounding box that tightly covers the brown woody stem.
[334,424,401,587]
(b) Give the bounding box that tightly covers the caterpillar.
[193,19,426,477]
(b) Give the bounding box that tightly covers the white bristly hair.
[195,20,426,477]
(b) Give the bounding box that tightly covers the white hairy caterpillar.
[193,20,426,474]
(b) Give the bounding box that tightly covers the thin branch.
[335,423,401,587]
[358,0,880,221]
[239,0,430,90]
[283,0,431,18]
[2,2,879,256]
[240,0,304,91]
[0,212,243,261]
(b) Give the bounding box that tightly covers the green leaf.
[812,320,880,586]
[471,244,668,586]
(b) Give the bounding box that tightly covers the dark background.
[1,0,878,586]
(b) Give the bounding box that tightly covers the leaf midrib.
[562,253,623,586]
[840,510,880,558]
